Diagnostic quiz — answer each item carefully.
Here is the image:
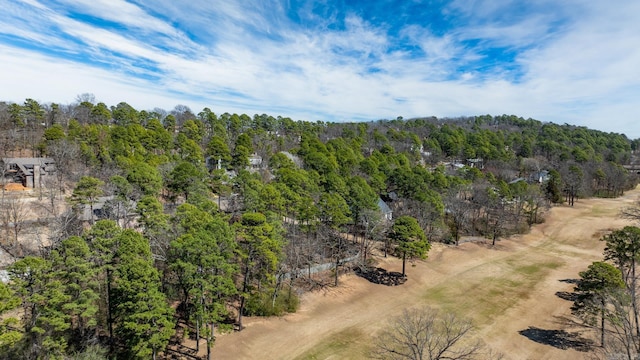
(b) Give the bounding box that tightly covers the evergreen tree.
[111,230,175,360]
[9,257,70,359]
[169,204,237,359]
[572,261,624,347]
[389,216,430,277]
[235,212,284,328]
[0,282,21,352]
[70,176,104,224]
[51,236,100,347]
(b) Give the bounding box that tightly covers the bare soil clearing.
[209,188,640,360]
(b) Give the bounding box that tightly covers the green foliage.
[9,256,71,359]
[168,206,239,357]
[231,144,251,170]
[572,261,624,346]
[71,176,104,207]
[90,103,111,124]
[545,169,563,203]
[318,192,351,229]
[236,133,253,151]
[176,134,204,164]
[389,216,430,276]
[134,195,170,257]
[111,102,139,126]
[0,282,22,350]
[244,286,299,316]
[126,161,163,196]
[44,124,66,142]
[603,226,640,271]
[206,135,232,167]
[51,236,100,345]
[180,119,204,143]
[3,102,639,358]
[167,161,206,201]
[269,152,296,170]
[346,176,378,219]
[112,230,175,359]
[236,212,285,320]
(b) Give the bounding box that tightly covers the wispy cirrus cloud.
[0,0,639,137]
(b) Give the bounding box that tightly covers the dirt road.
[211,187,640,360]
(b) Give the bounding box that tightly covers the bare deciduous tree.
[46,139,81,191]
[0,196,28,257]
[621,199,640,226]
[359,208,390,263]
[444,190,470,246]
[373,306,484,360]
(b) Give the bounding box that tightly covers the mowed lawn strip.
[423,256,563,324]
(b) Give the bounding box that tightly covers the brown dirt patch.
[203,187,640,360]
[1,183,30,191]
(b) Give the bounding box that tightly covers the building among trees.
[1,157,55,188]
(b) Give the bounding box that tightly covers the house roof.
[377,198,392,214]
[2,157,55,176]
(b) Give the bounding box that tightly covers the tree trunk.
[207,322,213,360]
[196,317,200,353]
[402,253,406,277]
[272,275,281,308]
[334,257,339,287]
[238,296,245,330]
[238,262,251,330]
[601,297,605,348]
[632,259,640,339]
[106,268,114,348]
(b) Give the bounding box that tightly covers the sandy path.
[210,188,640,360]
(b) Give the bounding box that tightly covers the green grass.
[294,327,369,360]
[293,258,564,359]
[423,257,563,325]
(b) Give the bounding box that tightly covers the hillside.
[1,98,639,359]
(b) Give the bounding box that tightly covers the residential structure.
[1,157,55,188]
[377,198,393,221]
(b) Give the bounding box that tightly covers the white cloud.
[0,45,193,110]
[0,0,639,138]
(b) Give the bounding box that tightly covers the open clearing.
[211,187,640,360]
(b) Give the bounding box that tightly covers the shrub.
[244,286,299,316]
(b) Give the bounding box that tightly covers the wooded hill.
[0,98,638,359]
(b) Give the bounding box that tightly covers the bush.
[69,345,109,360]
[244,286,299,316]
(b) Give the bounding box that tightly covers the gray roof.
[377,198,392,214]
[2,157,55,176]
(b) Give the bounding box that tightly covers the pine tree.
[389,216,430,277]
[111,230,175,360]
[235,212,284,329]
[169,224,237,358]
[51,236,100,346]
[9,257,70,359]
[0,282,22,352]
[70,176,104,224]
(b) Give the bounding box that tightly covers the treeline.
[0,97,638,359]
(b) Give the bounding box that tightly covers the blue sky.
[1,0,639,138]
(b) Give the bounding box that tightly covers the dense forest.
[0,97,638,359]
